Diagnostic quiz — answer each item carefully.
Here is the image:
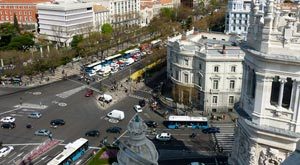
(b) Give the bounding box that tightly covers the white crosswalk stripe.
[128,94,149,101]
[211,123,235,153]
[56,86,85,99]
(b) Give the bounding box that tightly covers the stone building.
[167,29,244,113]
[115,115,158,165]
[229,0,300,164]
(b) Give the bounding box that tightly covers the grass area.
[88,147,118,165]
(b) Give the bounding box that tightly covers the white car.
[133,105,142,113]
[0,146,14,158]
[0,116,15,123]
[156,133,172,141]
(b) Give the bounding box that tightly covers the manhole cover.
[58,102,67,107]
[108,119,119,123]
[32,92,42,95]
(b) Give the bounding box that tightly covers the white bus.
[47,138,89,165]
[150,39,162,48]
[164,115,209,129]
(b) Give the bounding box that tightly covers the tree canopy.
[101,23,113,35]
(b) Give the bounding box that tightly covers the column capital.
[279,78,287,84]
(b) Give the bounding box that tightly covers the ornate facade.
[230,0,300,164]
[167,30,244,113]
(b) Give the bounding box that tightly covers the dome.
[116,115,159,165]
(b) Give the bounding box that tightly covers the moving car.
[106,127,122,133]
[145,120,158,128]
[139,99,146,107]
[0,146,14,158]
[133,105,142,113]
[85,130,100,137]
[85,89,93,97]
[0,116,15,123]
[156,133,172,141]
[28,112,42,119]
[34,129,52,136]
[50,119,65,126]
[107,110,125,120]
[202,127,220,134]
[1,122,16,129]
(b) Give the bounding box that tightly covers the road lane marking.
[10,114,23,117]
[8,158,17,164]
[7,152,16,158]
[3,143,42,146]
[22,109,36,112]
[20,145,28,151]
[75,159,82,165]
[16,152,24,157]
[41,155,48,160]
[44,157,52,163]
[0,107,21,115]
[0,160,6,164]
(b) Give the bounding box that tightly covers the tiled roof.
[0,0,51,3]
[93,4,109,12]
[160,0,172,5]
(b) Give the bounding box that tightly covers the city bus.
[124,48,140,58]
[84,60,104,76]
[164,115,209,129]
[47,138,89,165]
[105,53,123,64]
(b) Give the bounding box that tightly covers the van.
[107,110,125,120]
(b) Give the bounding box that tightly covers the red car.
[85,89,93,97]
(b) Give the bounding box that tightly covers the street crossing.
[56,86,86,99]
[211,123,236,153]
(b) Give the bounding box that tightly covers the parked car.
[106,127,122,134]
[1,122,16,129]
[85,130,100,137]
[202,127,220,134]
[145,120,158,128]
[156,133,172,141]
[139,99,146,107]
[98,94,113,103]
[50,119,65,126]
[85,89,93,97]
[0,116,15,123]
[133,105,142,113]
[34,129,52,136]
[106,110,125,120]
[28,112,42,119]
[0,146,14,158]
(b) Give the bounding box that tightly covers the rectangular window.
[184,59,188,66]
[176,71,179,80]
[213,96,218,104]
[229,96,234,104]
[230,80,235,89]
[199,63,202,70]
[198,76,202,87]
[213,80,219,89]
[214,66,219,72]
[231,66,236,72]
[24,11,26,15]
[184,74,188,83]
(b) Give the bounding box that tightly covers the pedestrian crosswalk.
[56,86,85,99]
[211,123,236,153]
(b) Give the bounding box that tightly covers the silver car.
[34,129,51,136]
[28,112,42,119]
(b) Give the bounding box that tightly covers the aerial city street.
[1,0,300,165]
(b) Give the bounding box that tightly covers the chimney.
[222,45,226,54]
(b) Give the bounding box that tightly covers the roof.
[0,0,51,3]
[159,0,172,5]
[37,1,94,11]
[93,4,109,12]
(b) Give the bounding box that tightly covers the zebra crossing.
[56,86,86,99]
[211,122,236,153]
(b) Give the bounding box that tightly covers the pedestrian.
[49,133,53,141]
[19,97,23,105]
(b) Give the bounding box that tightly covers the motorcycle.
[190,133,196,138]
[26,124,32,129]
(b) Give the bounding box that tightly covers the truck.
[107,110,125,120]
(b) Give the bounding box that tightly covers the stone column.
[289,80,297,110]
[278,79,286,107]
[293,84,300,122]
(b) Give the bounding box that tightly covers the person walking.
[48,133,53,141]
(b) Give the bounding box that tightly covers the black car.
[85,130,100,137]
[145,120,158,128]
[50,119,65,126]
[1,122,16,129]
[202,127,220,134]
[139,99,146,107]
[106,127,122,133]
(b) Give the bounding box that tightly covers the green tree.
[101,23,113,35]
[0,23,17,48]
[8,34,34,51]
[13,13,20,34]
[70,35,83,49]
[160,8,175,21]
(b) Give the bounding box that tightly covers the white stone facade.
[230,1,300,164]
[93,4,110,31]
[167,30,244,113]
[225,0,251,39]
[37,0,94,46]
